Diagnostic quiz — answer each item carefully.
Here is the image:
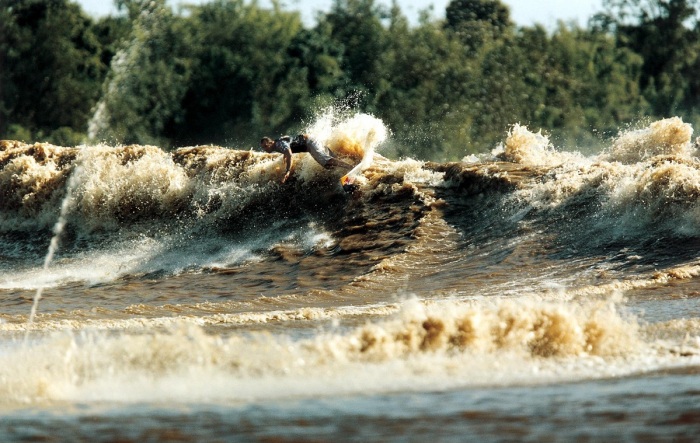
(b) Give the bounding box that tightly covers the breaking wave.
[1,296,682,405]
[2,114,700,407]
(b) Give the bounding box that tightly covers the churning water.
[1,114,699,440]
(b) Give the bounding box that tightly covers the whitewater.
[1,113,699,440]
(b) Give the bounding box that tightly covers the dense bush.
[1,0,699,159]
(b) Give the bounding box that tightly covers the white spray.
[26,165,83,331]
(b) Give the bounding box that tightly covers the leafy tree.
[376,4,480,159]
[320,0,389,106]
[444,0,514,52]
[446,0,511,31]
[598,0,699,116]
[88,0,192,146]
[168,0,308,146]
[287,23,347,106]
[3,0,699,160]
[0,0,105,142]
[91,15,131,71]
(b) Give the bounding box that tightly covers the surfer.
[260,134,353,183]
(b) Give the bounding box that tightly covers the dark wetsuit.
[271,135,335,167]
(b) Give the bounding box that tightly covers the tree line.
[1,0,699,160]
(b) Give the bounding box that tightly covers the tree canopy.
[1,0,699,159]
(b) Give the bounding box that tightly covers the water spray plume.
[26,165,83,333]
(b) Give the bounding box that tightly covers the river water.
[0,114,699,441]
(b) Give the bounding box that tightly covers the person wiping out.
[260,134,354,183]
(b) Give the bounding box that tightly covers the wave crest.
[606,117,694,163]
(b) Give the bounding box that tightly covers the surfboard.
[338,128,378,192]
[341,174,359,193]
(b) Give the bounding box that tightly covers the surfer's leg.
[306,139,335,168]
[326,157,353,169]
[306,139,353,169]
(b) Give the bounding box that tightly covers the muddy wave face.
[0,113,389,235]
[4,116,700,294]
[494,118,700,261]
[1,116,700,420]
[1,294,697,407]
[3,116,700,286]
[0,112,429,304]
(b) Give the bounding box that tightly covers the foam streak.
[27,166,83,328]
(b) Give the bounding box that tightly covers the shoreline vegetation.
[2,0,700,160]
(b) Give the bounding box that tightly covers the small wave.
[1,297,697,406]
[495,123,576,168]
[605,117,695,164]
[497,118,700,249]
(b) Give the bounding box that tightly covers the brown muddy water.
[0,115,699,441]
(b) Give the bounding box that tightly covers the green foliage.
[5,124,32,143]
[444,0,514,53]
[445,0,512,31]
[3,0,700,160]
[166,0,309,146]
[288,24,346,102]
[321,0,389,103]
[47,126,86,146]
[88,0,192,145]
[501,24,648,149]
[599,0,700,115]
[0,0,105,139]
[376,8,479,159]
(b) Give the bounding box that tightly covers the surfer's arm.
[282,148,292,183]
[272,136,293,183]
